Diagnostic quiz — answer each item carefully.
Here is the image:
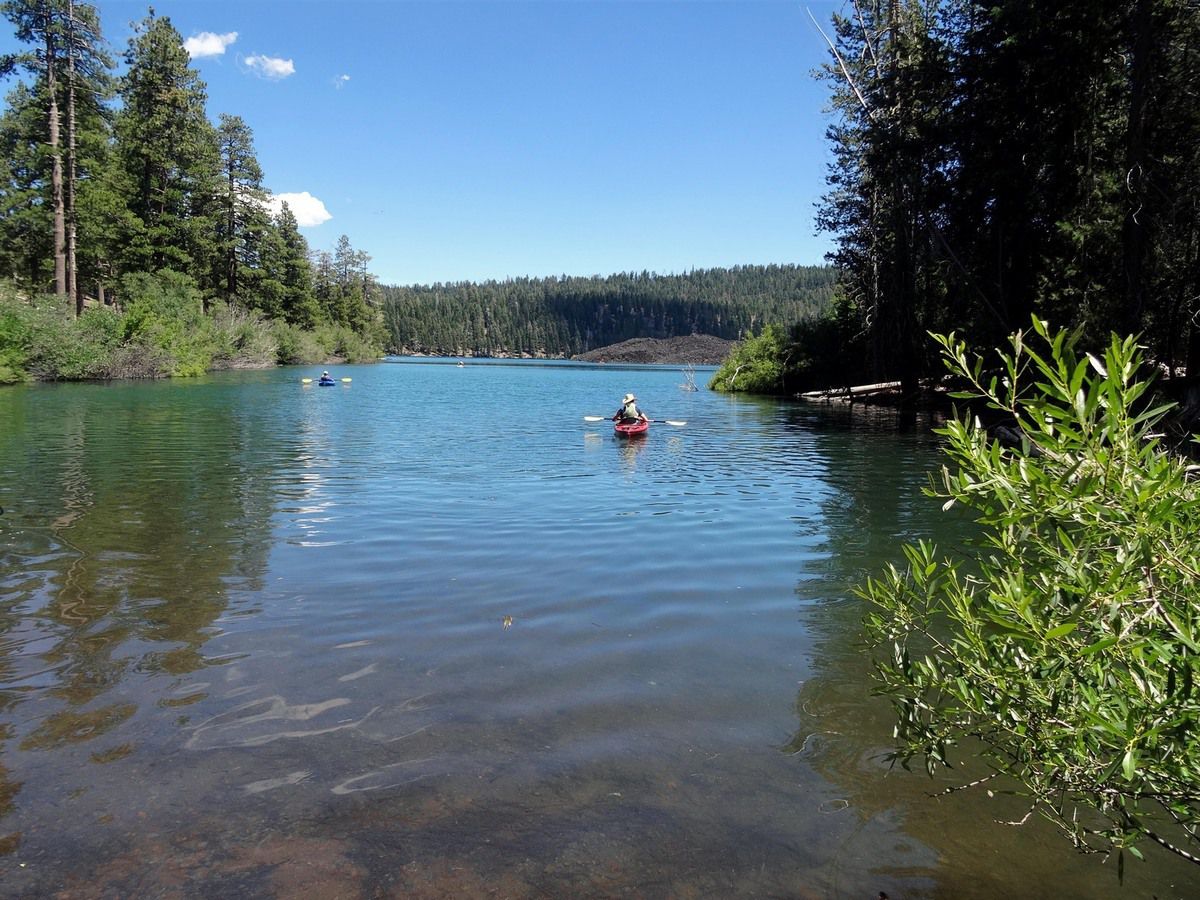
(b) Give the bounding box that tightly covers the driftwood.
[799,381,902,401]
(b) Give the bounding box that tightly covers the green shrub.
[0,289,33,383]
[272,321,381,365]
[708,324,787,393]
[38,306,123,379]
[332,324,380,363]
[1,274,381,382]
[208,302,277,369]
[102,343,172,379]
[861,319,1200,869]
[120,271,213,377]
[272,320,327,364]
[0,290,123,381]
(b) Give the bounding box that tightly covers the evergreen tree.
[815,0,953,393]
[328,233,376,333]
[0,81,53,288]
[261,201,319,327]
[811,0,1200,386]
[1,0,111,303]
[61,0,109,311]
[214,113,268,305]
[112,11,219,292]
[2,0,66,295]
[310,248,336,324]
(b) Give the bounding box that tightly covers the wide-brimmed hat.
[622,393,636,403]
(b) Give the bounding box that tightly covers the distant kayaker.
[613,393,648,424]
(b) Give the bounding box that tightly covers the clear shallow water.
[0,360,1195,898]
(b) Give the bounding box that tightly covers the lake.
[0,359,1195,898]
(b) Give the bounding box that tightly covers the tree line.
[790,0,1200,394]
[381,264,836,357]
[0,0,384,376]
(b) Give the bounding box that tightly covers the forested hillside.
[381,264,836,357]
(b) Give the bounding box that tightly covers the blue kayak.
[318,378,336,386]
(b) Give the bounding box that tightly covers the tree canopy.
[812,0,1200,390]
[0,2,384,365]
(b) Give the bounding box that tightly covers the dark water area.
[0,360,1195,898]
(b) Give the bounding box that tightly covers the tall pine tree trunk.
[67,0,80,314]
[44,8,66,298]
[226,166,237,299]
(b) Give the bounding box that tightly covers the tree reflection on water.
[0,381,278,858]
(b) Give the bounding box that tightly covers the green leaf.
[1081,636,1118,656]
[1122,747,1137,781]
[1045,623,1077,640]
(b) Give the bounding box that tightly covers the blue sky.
[3,1,841,287]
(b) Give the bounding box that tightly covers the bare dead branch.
[806,7,876,119]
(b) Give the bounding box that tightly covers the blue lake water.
[0,359,1195,898]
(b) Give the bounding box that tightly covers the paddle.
[583,416,687,426]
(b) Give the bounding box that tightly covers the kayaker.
[613,393,648,424]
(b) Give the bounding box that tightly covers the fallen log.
[799,381,902,400]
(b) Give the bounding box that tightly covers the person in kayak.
[318,370,335,384]
[613,393,648,424]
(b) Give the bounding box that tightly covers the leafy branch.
[861,319,1200,871]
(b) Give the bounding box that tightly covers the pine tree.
[810,1,1200,383]
[61,0,109,312]
[261,202,319,327]
[0,82,53,288]
[815,0,954,391]
[112,11,219,292]
[214,113,268,304]
[1,0,111,302]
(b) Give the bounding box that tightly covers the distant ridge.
[573,335,734,365]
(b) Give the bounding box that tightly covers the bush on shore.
[862,319,1200,867]
[273,320,380,365]
[0,274,381,383]
[708,324,788,393]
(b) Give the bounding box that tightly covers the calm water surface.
[1,360,1196,898]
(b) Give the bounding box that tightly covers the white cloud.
[245,54,296,80]
[268,192,332,227]
[184,31,238,59]
[334,74,351,89]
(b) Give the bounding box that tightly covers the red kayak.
[614,418,650,437]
